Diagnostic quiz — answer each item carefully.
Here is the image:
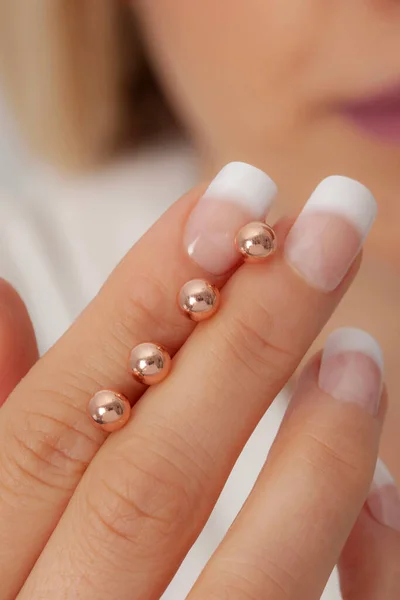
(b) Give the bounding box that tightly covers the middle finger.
[21,176,377,600]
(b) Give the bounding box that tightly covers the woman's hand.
[0,164,398,599]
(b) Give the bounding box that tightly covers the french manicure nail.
[184,162,277,275]
[284,176,377,291]
[367,459,400,532]
[319,327,383,415]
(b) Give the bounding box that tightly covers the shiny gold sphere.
[178,279,220,322]
[235,222,277,262]
[88,390,131,432]
[129,343,171,385]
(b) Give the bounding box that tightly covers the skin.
[0,182,398,599]
[0,279,38,405]
[133,0,400,478]
[1,2,400,595]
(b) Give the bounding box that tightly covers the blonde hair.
[0,0,166,170]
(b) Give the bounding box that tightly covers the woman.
[0,1,399,598]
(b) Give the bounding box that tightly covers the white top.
[0,113,339,597]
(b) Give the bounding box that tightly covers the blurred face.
[135,1,400,221]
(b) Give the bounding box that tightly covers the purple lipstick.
[342,83,400,143]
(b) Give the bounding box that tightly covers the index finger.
[0,162,276,598]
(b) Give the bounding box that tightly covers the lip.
[341,82,400,143]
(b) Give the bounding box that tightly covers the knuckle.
[220,300,295,383]
[300,429,370,490]
[204,564,292,600]
[111,274,187,352]
[2,392,102,497]
[85,441,200,562]
[202,583,257,600]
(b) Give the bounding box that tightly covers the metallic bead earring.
[88,278,221,432]
[129,342,172,385]
[235,222,277,262]
[88,390,131,432]
[178,279,220,322]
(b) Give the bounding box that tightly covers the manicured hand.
[0,164,398,599]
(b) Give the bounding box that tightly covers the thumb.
[0,279,38,406]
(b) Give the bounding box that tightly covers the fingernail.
[184,162,277,275]
[367,459,400,532]
[319,327,383,415]
[284,176,377,291]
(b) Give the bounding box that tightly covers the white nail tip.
[203,162,277,218]
[322,327,384,373]
[302,175,377,239]
[372,458,396,490]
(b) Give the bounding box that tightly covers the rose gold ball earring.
[235,222,277,262]
[129,342,172,385]
[88,390,131,432]
[178,279,220,322]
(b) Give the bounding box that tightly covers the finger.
[0,279,38,405]
[0,163,276,598]
[188,329,386,600]
[21,178,377,600]
[339,459,400,599]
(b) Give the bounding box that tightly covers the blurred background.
[0,1,183,187]
[0,0,198,352]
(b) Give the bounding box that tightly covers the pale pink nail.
[319,328,383,415]
[184,162,277,275]
[367,459,400,532]
[285,176,377,291]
